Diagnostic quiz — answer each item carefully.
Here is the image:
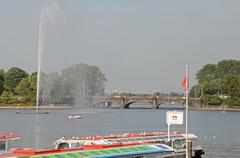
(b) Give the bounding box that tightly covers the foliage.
[0,69,4,82]
[169,92,180,97]
[61,63,107,97]
[193,59,240,106]
[0,64,107,106]
[194,59,240,98]
[0,80,3,95]
[223,98,240,107]
[40,72,73,104]
[189,85,201,97]
[203,95,222,106]
[0,91,11,104]
[4,67,28,93]
[216,59,240,78]
[222,74,240,98]
[196,64,217,84]
[15,73,37,103]
[0,69,5,95]
[40,63,107,105]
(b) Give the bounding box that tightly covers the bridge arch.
[123,101,154,109]
[123,101,135,109]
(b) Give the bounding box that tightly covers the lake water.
[0,107,240,158]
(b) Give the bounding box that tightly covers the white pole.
[168,123,170,142]
[185,65,189,158]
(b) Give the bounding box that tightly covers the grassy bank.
[189,106,240,112]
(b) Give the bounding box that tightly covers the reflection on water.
[0,108,239,157]
[34,115,40,149]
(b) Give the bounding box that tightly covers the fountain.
[17,0,60,114]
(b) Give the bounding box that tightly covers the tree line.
[190,59,240,107]
[0,63,107,106]
[0,59,239,107]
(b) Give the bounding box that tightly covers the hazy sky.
[0,0,239,93]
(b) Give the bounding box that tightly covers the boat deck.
[2,144,175,158]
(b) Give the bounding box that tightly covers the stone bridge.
[103,95,203,109]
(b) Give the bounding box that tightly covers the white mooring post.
[167,123,170,142]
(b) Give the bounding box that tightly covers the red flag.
[182,75,188,91]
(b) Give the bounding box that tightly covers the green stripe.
[28,145,159,158]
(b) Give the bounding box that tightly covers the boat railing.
[0,133,21,152]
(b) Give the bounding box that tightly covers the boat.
[8,143,179,158]
[16,111,49,114]
[68,115,82,119]
[0,133,21,152]
[54,131,204,158]
[0,134,182,158]
[0,132,203,158]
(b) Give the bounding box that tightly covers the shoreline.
[0,105,240,112]
[0,105,75,109]
[189,107,240,112]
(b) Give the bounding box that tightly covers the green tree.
[29,72,37,94]
[194,59,240,106]
[0,80,3,96]
[196,64,217,84]
[86,65,107,96]
[0,91,11,104]
[0,64,107,106]
[61,63,88,96]
[216,60,240,79]
[196,64,219,95]
[202,79,220,95]
[15,73,37,103]
[190,85,201,97]
[4,67,28,93]
[40,72,73,104]
[169,92,179,97]
[0,69,4,82]
[222,74,240,98]
[0,69,5,95]
[61,63,107,97]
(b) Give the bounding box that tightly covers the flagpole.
[185,65,189,158]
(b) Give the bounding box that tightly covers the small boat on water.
[68,115,82,119]
[16,111,49,114]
